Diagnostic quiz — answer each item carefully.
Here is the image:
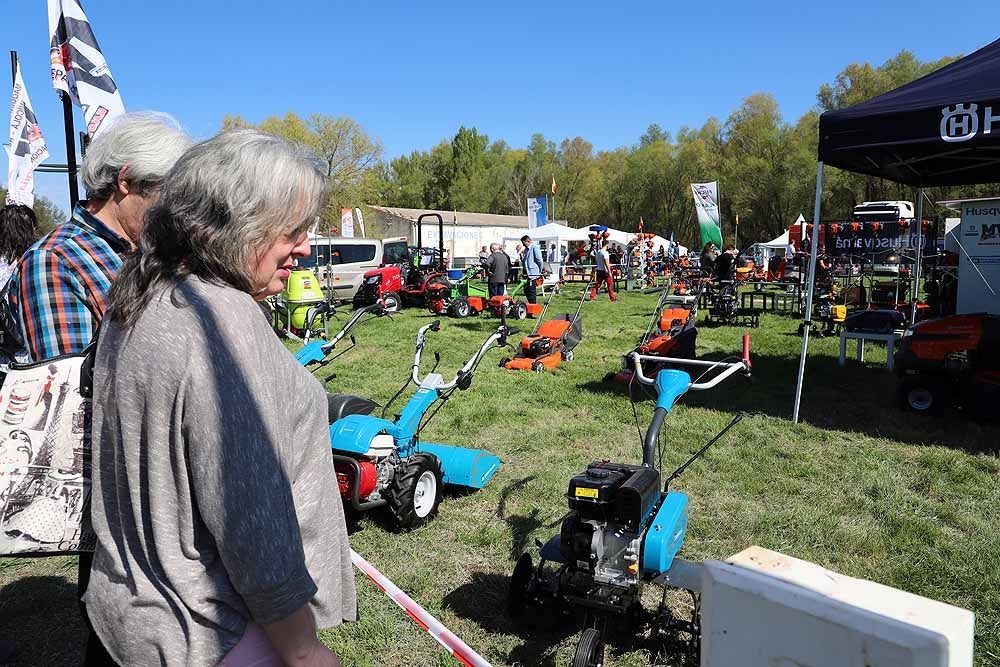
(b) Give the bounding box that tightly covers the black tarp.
[818,38,1000,187]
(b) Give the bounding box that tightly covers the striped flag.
[551,175,557,195]
[48,0,125,138]
[638,216,645,232]
[7,60,50,207]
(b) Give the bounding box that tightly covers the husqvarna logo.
[941,104,978,142]
[940,104,998,142]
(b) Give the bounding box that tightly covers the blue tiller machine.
[508,336,752,666]
[299,316,511,530]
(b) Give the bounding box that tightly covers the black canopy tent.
[793,38,1000,422]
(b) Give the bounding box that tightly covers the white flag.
[7,62,50,207]
[48,0,125,138]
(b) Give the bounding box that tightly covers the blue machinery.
[298,313,511,529]
[508,346,751,667]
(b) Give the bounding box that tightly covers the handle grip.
[430,320,441,332]
[742,333,752,369]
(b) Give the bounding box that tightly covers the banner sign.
[527,196,547,228]
[822,222,934,259]
[691,181,723,247]
[7,62,50,207]
[48,0,126,138]
[340,208,355,238]
[956,200,1000,314]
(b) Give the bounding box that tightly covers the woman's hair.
[81,112,193,202]
[702,242,714,253]
[106,129,327,327]
[0,205,38,263]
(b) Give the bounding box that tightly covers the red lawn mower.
[354,213,450,311]
[894,313,1000,416]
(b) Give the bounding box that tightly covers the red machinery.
[353,213,450,311]
[894,313,1000,415]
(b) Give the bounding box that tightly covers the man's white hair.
[81,112,193,201]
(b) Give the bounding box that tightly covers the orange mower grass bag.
[501,314,583,372]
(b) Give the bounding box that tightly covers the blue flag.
[527,196,548,228]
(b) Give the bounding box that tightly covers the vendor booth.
[793,37,1000,422]
[503,223,590,290]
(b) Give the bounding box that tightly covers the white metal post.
[910,190,924,324]
[792,162,825,423]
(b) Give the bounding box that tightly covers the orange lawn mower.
[611,280,703,383]
[499,280,591,373]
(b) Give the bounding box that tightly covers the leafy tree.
[220,112,381,225]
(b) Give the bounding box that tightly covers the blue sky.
[3,1,997,214]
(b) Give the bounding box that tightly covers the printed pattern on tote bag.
[0,354,93,555]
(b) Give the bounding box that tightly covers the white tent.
[603,228,689,257]
[502,222,591,243]
[762,231,789,249]
[502,223,591,290]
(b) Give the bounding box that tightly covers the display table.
[562,267,592,283]
[838,330,904,371]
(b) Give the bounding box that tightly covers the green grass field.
[2,285,998,666]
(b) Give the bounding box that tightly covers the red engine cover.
[427,299,447,314]
[363,266,403,295]
[335,459,378,499]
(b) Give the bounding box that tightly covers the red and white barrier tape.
[350,549,493,667]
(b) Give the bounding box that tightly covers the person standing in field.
[89,130,356,666]
[521,235,544,305]
[0,205,38,379]
[590,240,617,301]
[7,112,193,666]
[482,243,510,298]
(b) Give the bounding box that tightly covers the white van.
[297,236,409,300]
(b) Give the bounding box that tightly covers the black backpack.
[0,278,25,358]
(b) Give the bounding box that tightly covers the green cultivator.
[426,268,537,320]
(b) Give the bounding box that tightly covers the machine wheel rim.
[908,387,934,411]
[515,303,527,319]
[413,470,438,518]
[456,300,470,317]
[383,294,400,312]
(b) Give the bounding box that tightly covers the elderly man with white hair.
[482,242,511,298]
[7,111,193,665]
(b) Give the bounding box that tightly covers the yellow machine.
[275,268,327,339]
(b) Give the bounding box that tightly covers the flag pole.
[61,94,80,208]
[9,50,15,87]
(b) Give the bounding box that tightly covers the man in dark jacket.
[482,243,510,297]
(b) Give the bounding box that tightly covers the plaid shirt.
[9,204,130,361]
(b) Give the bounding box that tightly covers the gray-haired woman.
[86,130,356,666]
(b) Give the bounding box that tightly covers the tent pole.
[910,190,924,324]
[792,162,824,424]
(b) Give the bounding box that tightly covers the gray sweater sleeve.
[182,309,318,625]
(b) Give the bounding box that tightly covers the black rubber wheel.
[531,361,545,373]
[451,298,472,318]
[561,349,575,362]
[513,302,528,320]
[572,628,605,667]
[386,453,443,530]
[507,553,533,617]
[499,357,511,369]
[381,291,401,313]
[897,375,945,415]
